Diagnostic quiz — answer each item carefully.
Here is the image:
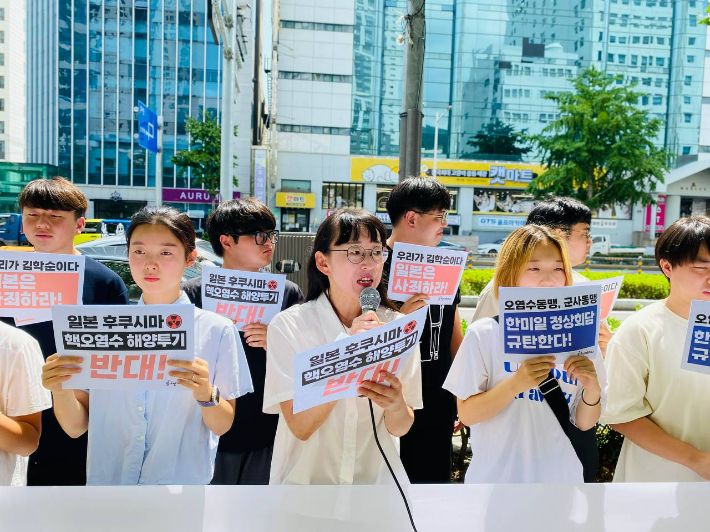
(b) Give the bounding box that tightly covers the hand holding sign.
[242,323,269,349]
[168,357,213,402]
[357,371,408,412]
[41,354,84,392]
[510,356,556,394]
[563,356,601,396]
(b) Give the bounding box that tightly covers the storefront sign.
[253,148,268,204]
[162,188,240,204]
[276,192,316,209]
[476,215,526,229]
[376,213,391,224]
[645,195,666,233]
[591,219,618,229]
[351,157,545,188]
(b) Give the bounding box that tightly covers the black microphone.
[359,287,381,314]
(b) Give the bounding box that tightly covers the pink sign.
[162,188,241,204]
[645,195,666,233]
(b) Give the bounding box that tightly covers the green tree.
[170,112,238,209]
[527,67,670,210]
[463,118,530,160]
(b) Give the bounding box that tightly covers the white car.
[477,238,505,255]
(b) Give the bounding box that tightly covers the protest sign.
[293,307,427,414]
[386,242,467,305]
[577,275,624,320]
[498,285,601,364]
[0,250,85,326]
[52,304,195,390]
[200,266,286,330]
[680,300,710,376]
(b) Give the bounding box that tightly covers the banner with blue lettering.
[680,300,710,376]
[498,285,601,363]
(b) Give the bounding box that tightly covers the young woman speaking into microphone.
[263,209,423,485]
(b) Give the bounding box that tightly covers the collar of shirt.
[137,292,191,306]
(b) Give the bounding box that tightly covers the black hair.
[656,215,710,275]
[526,197,592,231]
[126,206,196,260]
[385,176,451,226]
[19,177,88,219]
[305,209,397,315]
[205,198,276,257]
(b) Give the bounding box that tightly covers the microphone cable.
[368,398,418,532]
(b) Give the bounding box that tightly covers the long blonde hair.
[493,225,573,298]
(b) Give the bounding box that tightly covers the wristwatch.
[197,385,220,407]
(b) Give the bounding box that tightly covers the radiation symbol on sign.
[166,314,183,329]
[404,321,417,334]
[268,280,278,290]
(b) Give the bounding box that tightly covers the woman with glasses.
[263,209,423,485]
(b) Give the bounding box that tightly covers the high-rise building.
[0,0,27,163]
[273,0,708,242]
[27,0,259,219]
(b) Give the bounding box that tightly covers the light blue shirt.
[86,292,253,485]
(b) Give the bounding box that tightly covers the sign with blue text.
[498,285,601,364]
[138,101,158,154]
[680,300,710,376]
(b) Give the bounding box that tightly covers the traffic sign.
[138,101,158,154]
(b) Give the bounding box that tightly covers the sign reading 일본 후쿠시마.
[52,304,195,391]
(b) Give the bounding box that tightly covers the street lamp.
[433,105,452,179]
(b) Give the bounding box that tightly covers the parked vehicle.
[437,240,467,252]
[589,234,648,256]
[477,238,505,255]
[0,213,29,247]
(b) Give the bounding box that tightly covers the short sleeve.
[6,338,52,417]
[443,320,494,400]
[213,323,253,400]
[263,314,299,414]
[600,331,652,425]
[472,280,498,322]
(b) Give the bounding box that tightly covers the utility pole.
[398,0,425,182]
[433,105,451,179]
[155,116,163,206]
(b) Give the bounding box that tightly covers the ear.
[315,251,331,277]
[186,249,198,269]
[552,228,566,239]
[403,210,417,230]
[75,217,86,235]
[219,234,235,253]
[659,258,672,280]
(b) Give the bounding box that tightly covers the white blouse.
[264,292,423,485]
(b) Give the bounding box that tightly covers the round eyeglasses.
[328,245,388,264]
[412,210,449,225]
[229,230,279,245]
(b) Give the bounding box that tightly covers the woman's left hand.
[168,357,212,402]
[357,371,407,412]
[563,355,601,397]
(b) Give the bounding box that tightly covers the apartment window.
[0,31,4,44]
[619,36,627,44]
[685,76,692,86]
[690,15,697,26]
[618,54,626,64]
[0,122,4,134]
[653,96,662,105]
[0,141,4,160]
[322,183,363,209]
[0,99,4,111]
[688,55,695,63]
[685,114,692,123]
[643,36,650,44]
[657,37,664,45]
[0,54,4,67]
[0,8,4,21]
[689,37,696,45]
[656,57,665,67]
[632,36,640,44]
[684,96,691,104]
[682,146,691,155]
[0,76,4,89]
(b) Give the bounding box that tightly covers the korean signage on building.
[350,157,545,188]
[275,192,316,209]
[162,188,240,204]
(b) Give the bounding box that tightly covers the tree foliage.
[463,119,530,160]
[526,67,670,210]
[171,112,237,208]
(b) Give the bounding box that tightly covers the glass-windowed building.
[25,0,258,218]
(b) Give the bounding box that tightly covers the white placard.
[293,307,427,414]
[498,285,601,364]
[386,242,467,306]
[680,299,710,376]
[52,304,195,390]
[200,265,286,329]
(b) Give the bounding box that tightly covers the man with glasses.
[472,196,611,482]
[183,198,303,485]
[382,177,464,484]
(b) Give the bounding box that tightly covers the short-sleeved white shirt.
[602,301,710,482]
[0,322,52,486]
[473,271,590,322]
[264,293,423,485]
[443,317,606,484]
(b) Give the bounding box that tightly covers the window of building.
[656,57,664,67]
[0,141,4,160]
[0,8,4,21]
[0,121,3,134]
[619,36,627,44]
[281,179,311,192]
[0,31,4,44]
[657,37,664,45]
[685,76,692,86]
[0,76,4,89]
[653,95,662,105]
[684,96,691,104]
[690,15,697,26]
[0,54,4,67]
[376,186,394,212]
[631,55,638,66]
[0,99,4,111]
[654,78,663,87]
[643,36,650,44]
[608,53,614,63]
[685,114,692,123]
[682,146,691,155]
[642,96,649,105]
[322,183,364,209]
[632,36,640,43]
[618,54,626,64]
[689,37,696,45]
[688,55,695,63]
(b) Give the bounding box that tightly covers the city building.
[26,0,263,220]
[0,0,27,163]
[272,0,708,242]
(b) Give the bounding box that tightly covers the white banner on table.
[386,242,467,306]
[201,265,286,330]
[680,300,710,376]
[0,250,85,326]
[293,307,427,414]
[576,275,624,320]
[52,304,195,390]
[498,285,601,364]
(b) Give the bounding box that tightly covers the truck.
[589,234,651,256]
[0,213,29,247]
